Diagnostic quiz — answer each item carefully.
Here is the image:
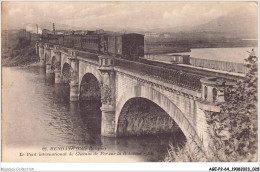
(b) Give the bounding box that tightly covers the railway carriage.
[72,35,82,48]
[105,33,144,60]
[41,31,144,61]
[63,35,75,48]
[58,36,64,45]
[82,34,101,52]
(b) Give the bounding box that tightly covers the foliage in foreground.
[164,140,208,162]
[2,38,38,66]
[165,54,258,162]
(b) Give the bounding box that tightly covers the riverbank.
[2,43,39,67]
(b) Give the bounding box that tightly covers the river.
[2,65,185,162]
[169,47,258,63]
[144,47,258,66]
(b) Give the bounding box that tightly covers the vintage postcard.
[1,1,259,169]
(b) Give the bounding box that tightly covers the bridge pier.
[98,55,116,137]
[38,43,45,67]
[46,64,52,74]
[101,107,116,137]
[35,41,39,55]
[45,44,52,74]
[55,70,62,84]
[54,47,62,84]
[69,83,79,101]
[69,50,79,101]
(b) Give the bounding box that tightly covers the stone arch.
[78,62,102,88]
[79,73,101,101]
[117,97,184,137]
[62,62,72,84]
[115,85,203,146]
[61,54,71,72]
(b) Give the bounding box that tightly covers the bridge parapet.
[44,43,50,50]
[198,77,234,112]
[98,55,115,71]
[59,46,70,53]
[77,51,99,63]
[68,49,77,58]
[38,42,44,48]
[115,58,202,91]
[53,45,60,51]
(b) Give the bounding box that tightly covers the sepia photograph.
[1,0,259,170]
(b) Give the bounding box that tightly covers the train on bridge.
[41,31,144,61]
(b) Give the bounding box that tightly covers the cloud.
[8,7,23,16]
[2,1,256,31]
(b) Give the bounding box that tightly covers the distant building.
[163,33,171,38]
[17,29,27,38]
[96,29,105,34]
[42,29,52,36]
[25,31,31,40]
[145,32,152,37]
[145,32,160,38]
[56,30,65,35]
[84,30,95,35]
[64,30,74,35]
[31,33,39,42]
[74,30,85,35]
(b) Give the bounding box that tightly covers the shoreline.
[2,59,39,68]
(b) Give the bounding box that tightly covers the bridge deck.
[115,58,202,91]
[49,43,244,92]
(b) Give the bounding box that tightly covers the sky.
[1,1,258,33]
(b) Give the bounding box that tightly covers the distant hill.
[191,6,258,39]
[148,6,257,39]
[144,6,258,50]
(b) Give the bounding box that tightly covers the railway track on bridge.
[137,58,245,81]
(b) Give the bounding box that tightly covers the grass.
[164,140,208,162]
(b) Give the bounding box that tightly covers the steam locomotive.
[41,31,144,61]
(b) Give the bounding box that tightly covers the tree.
[208,54,258,161]
[165,54,258,162]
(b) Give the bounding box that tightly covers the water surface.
[2,66,185,162]
[169,47,258,63]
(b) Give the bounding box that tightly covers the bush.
[215,54,258,161]
[2,42,38,66]
[164,54,258,162]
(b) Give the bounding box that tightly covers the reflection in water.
[45,73,55,85]
[2,65,186,162]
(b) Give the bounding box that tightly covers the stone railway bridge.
[35,41,243,150]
